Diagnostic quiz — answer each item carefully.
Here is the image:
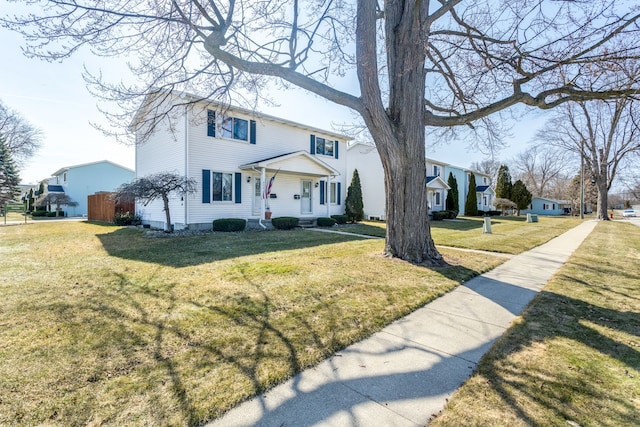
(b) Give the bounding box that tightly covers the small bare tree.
[36,193,78,216]
[114,172,196,232]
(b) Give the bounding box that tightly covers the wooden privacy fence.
[88,192,135,223]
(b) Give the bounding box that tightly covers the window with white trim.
[483,195,488,206]
[212,172,233,201]
[433,165,440,177]
[315,137,335,157]
[330,182,337,204]
[434,191,441,206]
[220,115,248,141]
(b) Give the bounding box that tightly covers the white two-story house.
[132,93,351,230]
[443,165,494,214]
[346,142,493,220]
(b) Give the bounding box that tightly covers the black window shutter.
[234,173,242,204]
[250,120,256,144]
[334,141,339,159]
[202,170,211,203]
[207,110,216,137]
[319,181,325,205]
[310,135,316,155]
[337,182,341,205]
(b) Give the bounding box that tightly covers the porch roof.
[239,151,340,177]
[476,185,494,194]
[426,175,450,190]
[47,185,65,193]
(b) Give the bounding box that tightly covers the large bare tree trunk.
[357,0,443,265]
[594,146,610,220]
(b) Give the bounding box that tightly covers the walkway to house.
[209,220,598,427]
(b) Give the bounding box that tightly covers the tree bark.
[596,161,610,221]
[356,0,443,265]
[162,195,172,232]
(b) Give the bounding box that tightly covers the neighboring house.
[345,143,386,220]
[44,160,135,216]
[345,142,491,220]
[443,164,494,214]
[132,93,350,230]
[522,197,572,216]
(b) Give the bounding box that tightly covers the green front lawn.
[0,221,503,426]
[338,216,583,254]
[431,221,640,426]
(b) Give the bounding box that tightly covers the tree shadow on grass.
[96,227,371,267]
[467,290,640,426]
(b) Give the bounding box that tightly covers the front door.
[301,180,312,214]
[253,178,261,215]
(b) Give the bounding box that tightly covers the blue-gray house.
[46,160,135,217]
[522,197,572,216]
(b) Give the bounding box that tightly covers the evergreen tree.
[495,165,513,200]
[446,172,459,213]
[465,174,478,216]
[511,180,533,215]
[38,180,45,196]
[345,169,364,223]
[0,137,20,205]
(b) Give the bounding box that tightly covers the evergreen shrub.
[212,218,246,232]
[271,217,299,230]
[317,217,337,227]
[330,214,348,224]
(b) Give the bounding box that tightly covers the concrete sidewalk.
[207,221,598,427]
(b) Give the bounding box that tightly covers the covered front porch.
[426,175,450,213]
[239,151,342,220]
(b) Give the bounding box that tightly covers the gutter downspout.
[184,105,189,229]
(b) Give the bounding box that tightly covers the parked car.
[622,209,636,217]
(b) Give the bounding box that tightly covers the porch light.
[246,176,251,183]
[314,181,319,188]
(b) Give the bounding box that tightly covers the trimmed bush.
[114,211,142,226]
[212,218,246,232]
[448,210,459,219]
[330,214,348,224]
[317,217,337,227]
[31,210,48,217]
[271,216,299,230]
[432,211,450,221]
[46,211,58,217]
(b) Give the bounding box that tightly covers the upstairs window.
[315,137,335,157]
[220,116,248,141]
[207,110,255,143]
[433,165,440,177]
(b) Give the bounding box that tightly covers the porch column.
[261,167,266,219]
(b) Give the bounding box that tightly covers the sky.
[0,17,546,185]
